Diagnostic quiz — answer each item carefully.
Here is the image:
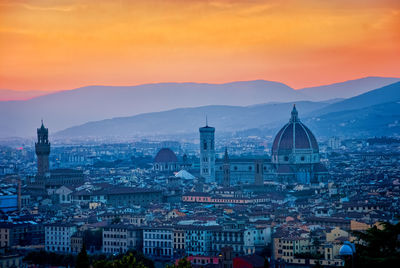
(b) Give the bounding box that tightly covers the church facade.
[215,157,275,185]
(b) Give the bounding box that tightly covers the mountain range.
[298,76,400,101]
[56,101,333,138]
[0,89,49,101]
[0,77,399,139]
[58,82,400,139]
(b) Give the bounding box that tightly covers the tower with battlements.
[35,121,50,177]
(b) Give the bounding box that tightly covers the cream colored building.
[102,224,142,254]
[326,227,349,242]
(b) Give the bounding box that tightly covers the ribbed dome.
[272,105,319,155]
[154,148,178,163]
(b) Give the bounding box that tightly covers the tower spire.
[222,147,230,187]
[206,115,208,127]
[224,147,229,163]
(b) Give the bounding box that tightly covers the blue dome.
[339,244,353,256]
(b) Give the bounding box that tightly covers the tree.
[112,216,121,224]
[260,245,272,258]
[314,260,322,268]
[352,221,400,268]
[24,250,76,267]
[166,257,192,268]
[93,253,147,268]
[83,229,103,251]
[76,243,90,268]
[264,257,270,268]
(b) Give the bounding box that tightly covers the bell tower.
[35,120,50,177]
[199,118,215,183]
[222,148,230,187]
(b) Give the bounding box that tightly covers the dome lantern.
[290,104,299,123]
[272,106,319,158]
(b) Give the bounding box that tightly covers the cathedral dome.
[271,105,319,164]
[154,148,178,163]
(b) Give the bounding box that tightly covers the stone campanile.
[199,120,215,183]
[222,148,230,187]
[35,120,50,177]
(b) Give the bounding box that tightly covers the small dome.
[339,244,353,256]
[272,105,319,155]
[154,148,178,163]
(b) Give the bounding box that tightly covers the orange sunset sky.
[0,0,399,92]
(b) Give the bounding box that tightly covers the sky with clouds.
[0,0,399,91]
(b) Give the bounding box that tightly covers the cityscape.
[1,0,400,268]
[1,101,399,267]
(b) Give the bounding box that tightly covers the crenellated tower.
[35,120,50,177]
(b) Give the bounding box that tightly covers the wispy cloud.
[0,1,85,12]
[19,3,75,12]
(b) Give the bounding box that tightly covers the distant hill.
[57,81,400,139]
[56,101,330,138]
[0,80,305,138]
[1,77,399,138]
[304,101,400,138]
[312,81,400,116]
[259,82,400,138]
[0,89,48,101]
[298,77,400,101]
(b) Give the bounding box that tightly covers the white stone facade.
[199,126,215,183]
